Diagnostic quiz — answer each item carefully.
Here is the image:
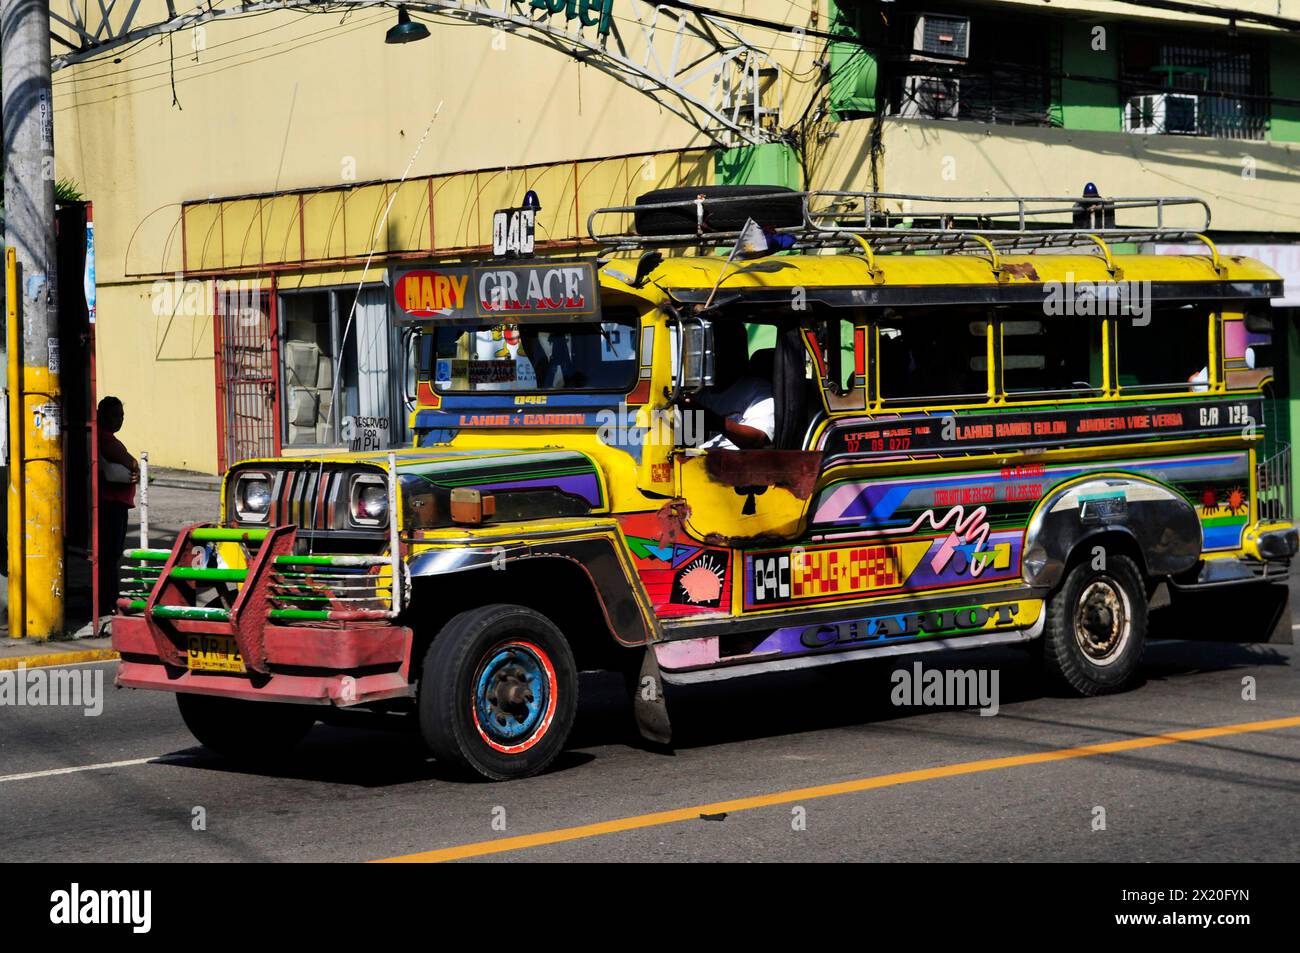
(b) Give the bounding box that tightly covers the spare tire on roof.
[633,185,804,237]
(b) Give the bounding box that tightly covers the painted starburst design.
[1225,486,1247,515]
[678,556,724,604]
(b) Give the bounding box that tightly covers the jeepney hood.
[224,446,607,528]
[389,446,605,510]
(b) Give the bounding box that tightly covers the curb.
[0,649,120,671]
[149,477,221,491]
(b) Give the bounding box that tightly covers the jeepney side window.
[1001,312,1104,400]
[816,315,856,394]
[814,314,865,412]
[877,310,991,405]
[1116,306,1212,394]
[1223,310,1274,390]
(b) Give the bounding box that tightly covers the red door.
[214,281,281,471]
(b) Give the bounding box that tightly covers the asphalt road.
[1,635,1296,862]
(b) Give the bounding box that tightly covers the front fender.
[406,535,657,647]
[1022,475,1202,589]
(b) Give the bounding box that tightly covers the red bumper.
[113,615,415,706]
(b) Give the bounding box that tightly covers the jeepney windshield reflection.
[423,317,638,393]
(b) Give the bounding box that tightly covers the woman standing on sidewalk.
[97,396,137,617]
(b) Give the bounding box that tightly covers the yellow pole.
[6,247,24,638]
[5,245,63,639]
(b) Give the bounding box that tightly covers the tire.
[176,692,316,763]
[634,185,804,237]
[418,604,578,781]
[1040,553,1147,696]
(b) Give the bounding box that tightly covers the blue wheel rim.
[473,643,550,745]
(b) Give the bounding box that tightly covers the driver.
[682,348,775,450]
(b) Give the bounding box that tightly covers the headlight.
[350,475,389,526]
[234,472,272,523]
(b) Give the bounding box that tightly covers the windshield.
[422,316,638,393]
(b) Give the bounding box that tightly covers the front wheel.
[176,692,317,763]
[418,604,578,781]
[1041,553,1147,696]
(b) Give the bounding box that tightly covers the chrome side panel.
[1022,475,1202,588]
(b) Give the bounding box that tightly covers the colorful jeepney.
[113,189,1296,779]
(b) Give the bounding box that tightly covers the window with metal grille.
[880,11,1057,127]
[1119,32,1268,140]
[278,285,407,451]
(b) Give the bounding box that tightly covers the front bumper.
[113,615,415,706]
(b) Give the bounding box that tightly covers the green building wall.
[1059,21,1121,132]
[1271,38,1300,142]
[714,142,802,189]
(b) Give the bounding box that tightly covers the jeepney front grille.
[116,536,396,623]
[272,468,347,533]
[1256,444,1292,522]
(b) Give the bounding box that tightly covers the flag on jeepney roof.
[734,217,797,259]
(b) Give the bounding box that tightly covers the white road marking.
[0,756,167,784]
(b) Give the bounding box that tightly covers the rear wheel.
[176,693,316,762]
[1041,554,1147,695]
[419,604,578,781]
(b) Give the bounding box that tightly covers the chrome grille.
[271,467,346,532]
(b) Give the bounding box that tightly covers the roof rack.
[587,190,1213,255]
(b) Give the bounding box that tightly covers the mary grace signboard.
[391,261,600,323]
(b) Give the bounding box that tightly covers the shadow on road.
[148,638,1290,787]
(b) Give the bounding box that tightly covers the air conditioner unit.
[900,76,960,119]
[913,14,970,61]
[1123,93,1199,135]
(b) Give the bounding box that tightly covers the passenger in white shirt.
[681,349,776,450]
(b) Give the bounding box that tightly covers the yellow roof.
[635,252,1282,290]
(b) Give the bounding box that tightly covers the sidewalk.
[146,466,221,491]
[1,472,222,662]
[0,633,117,670]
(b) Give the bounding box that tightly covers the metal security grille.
[1257,444,1292,522]
[1120,33,1268,140]
[916,14,970,58]
[215,286,280,471]
[886,13,1055,126]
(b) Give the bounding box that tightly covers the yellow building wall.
[94,283,218,471]
[54,1,817,284]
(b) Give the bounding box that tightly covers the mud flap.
[1151,581,1294,645]
[628,647,673,747]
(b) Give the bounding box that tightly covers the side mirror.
[679,318,714,393]
[1245,310,1273,333]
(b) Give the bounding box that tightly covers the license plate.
[186,635,246,673]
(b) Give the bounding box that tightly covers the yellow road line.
[0,648,118,671]
[376,714,1300,863]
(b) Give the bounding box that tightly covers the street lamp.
[385,5,430,44]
